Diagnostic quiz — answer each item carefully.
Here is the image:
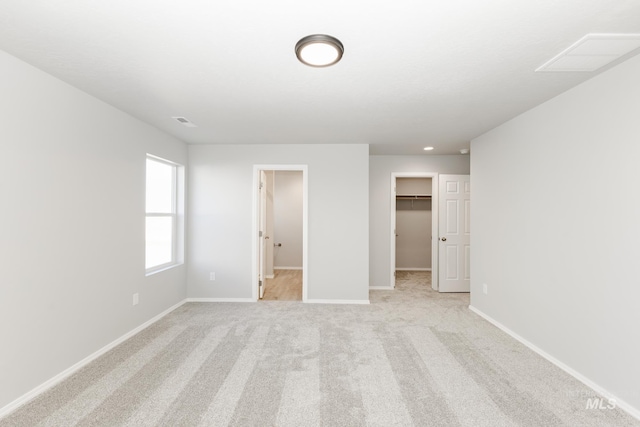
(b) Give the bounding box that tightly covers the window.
[146,155,182,273]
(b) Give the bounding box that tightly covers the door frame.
[390,172,439,290]
[252,165,308,302]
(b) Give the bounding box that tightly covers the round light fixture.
[295,34,344,67]
[423,146,435,151]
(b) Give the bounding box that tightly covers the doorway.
[391,173,438,290]
[389,173,471,293]
[253,165,308,302]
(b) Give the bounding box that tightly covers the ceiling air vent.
[536,33,640,72]
[172,116,197,128]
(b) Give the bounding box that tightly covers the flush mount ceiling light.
[295,34,344,67]
[423,146,434,151]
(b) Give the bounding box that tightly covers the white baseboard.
[369,286,394,290]
[468,305,640,422]
[305,299,370,305]
[274,266,303,270]
[188,297,369,305]
[395,268,432,271]
[186,298,256,303]
[0,299,187,420]
[265,274,275,279]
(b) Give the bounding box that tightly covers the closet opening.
[253,166,308,302]
[390,173,438,290]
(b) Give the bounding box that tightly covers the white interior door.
[438,175,470,292]
[258,170,267,299]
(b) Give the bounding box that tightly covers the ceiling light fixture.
[295,34,344,67]
[423,146,434,151]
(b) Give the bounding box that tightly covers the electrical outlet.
[210,272,216,281]
[482,283,488,295]
[133,293,139,306]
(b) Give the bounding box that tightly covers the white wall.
[395,205,432,269]
[471,53,640,415]
[188,144,369,302]
[369,155,470,287]
[396,177,431,196]
[0,51,188,411]
[273,171,303,269]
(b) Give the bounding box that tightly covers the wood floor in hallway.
[262,269,302,301]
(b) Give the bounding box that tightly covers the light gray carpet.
[2,271,638,426]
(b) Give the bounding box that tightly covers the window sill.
[145,262,183,277]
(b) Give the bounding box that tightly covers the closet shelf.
[396,194,431,200]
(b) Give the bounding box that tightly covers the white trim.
[252,165,309,302]
[274,266,303,270]
[390,173,439,291]
[144,262,183,277]
[186,298,256,303]
[0,300,186,419]
[265,274,275,279]
[305,299,370,305]
[369,286,394,290]
[395,268,432,271]
[146,153,181,167]
[145,155,183,275]
[468,305,640,422]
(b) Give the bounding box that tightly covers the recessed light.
[295,34,344,67]
[423,146,434,151]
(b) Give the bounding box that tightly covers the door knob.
[441,237,447,241]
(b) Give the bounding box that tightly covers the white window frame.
[145,154,184,275]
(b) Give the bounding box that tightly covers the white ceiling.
[2,1,640,155]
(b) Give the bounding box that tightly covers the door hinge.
[259,230,263,237]
[259,280,263,286]
[259,181,263,189]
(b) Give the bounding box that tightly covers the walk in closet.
[395,178,432,270]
